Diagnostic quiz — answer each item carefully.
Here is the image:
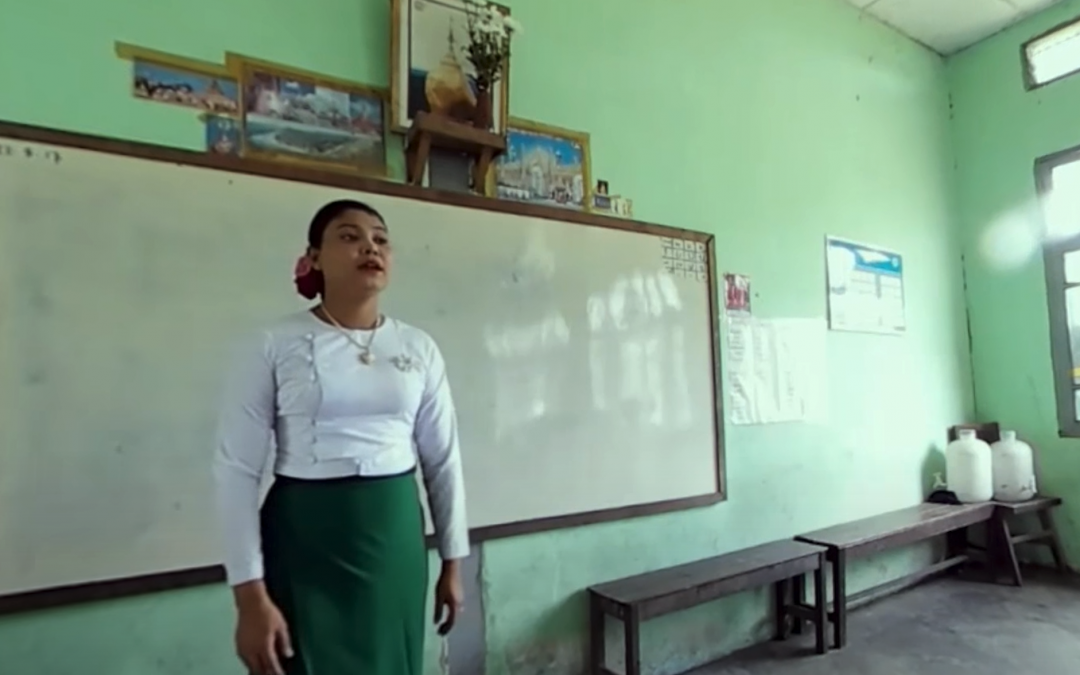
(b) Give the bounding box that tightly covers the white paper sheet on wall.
[727,318,828,425]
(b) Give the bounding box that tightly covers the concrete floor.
[697,570,1080,675]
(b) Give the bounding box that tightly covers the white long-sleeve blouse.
[212,311,469,586]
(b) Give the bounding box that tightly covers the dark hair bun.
[295,269,324,300]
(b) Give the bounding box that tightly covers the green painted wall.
[949,3,1080,566]
[0,0,971,673]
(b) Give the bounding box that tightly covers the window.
[1023,17,1080,89]
[1038,148,1080,436]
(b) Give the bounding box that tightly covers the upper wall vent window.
[1024,17,1080,89]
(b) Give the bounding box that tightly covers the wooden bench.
[587,540,829,675]
[795,502,995,649]
[945,425,1071,585]
[991,496,1068,586]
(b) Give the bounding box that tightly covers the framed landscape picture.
[490,119,592,211]
[131,58,240,114]
[390,0,511,133]
[115,43,240,115]
[230,54,388,175]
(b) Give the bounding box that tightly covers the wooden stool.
[990,496,1068,586]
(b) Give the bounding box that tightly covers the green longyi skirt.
[260,470,429,675]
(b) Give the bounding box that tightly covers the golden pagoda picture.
[391,0,511,133]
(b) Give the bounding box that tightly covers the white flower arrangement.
[463,0,522,91]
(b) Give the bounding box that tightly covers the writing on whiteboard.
[0,142,63,164]
[659,237,707,281]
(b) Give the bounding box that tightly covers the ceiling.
[844,0,1064,54]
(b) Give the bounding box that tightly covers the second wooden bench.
[795,502,995,649]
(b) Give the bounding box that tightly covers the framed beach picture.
[117,43,239,114]
[131,59,239,114]
[230,54,388,175]
[489,119,592,211]
[390,0,512,134]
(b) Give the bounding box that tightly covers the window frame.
[1036,145,1080,437]
[1021,15,1080,91]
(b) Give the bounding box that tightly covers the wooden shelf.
[404,111,506,191]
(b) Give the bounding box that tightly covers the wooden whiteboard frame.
[0,119,725,615]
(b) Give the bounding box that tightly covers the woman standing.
[213,199,469,675]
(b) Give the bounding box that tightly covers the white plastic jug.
[946,429,993,503]
[991,430,1037,502]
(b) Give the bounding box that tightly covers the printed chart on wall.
[825,236,905,335]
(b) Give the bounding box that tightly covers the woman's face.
[311,209,392,296]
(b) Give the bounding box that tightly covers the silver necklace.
[320,307,381,365]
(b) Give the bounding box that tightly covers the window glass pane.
[1066,287,1080,385]
[1046,162,1080,239]
[1065,250,1080,284]
[1027,20,1080,86]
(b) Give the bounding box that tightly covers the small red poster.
[724,273,751,316]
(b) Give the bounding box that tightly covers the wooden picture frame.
[115,42,240,115]
[390,0,512,134]
[488,118,592,212]
[226,53,388,177]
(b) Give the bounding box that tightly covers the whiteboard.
[0,130,722,598]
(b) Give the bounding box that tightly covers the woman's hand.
[434,559,465,636]
[233,582,294,675]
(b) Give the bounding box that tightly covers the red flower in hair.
[294,255,313,277]
[293,254,323,299]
